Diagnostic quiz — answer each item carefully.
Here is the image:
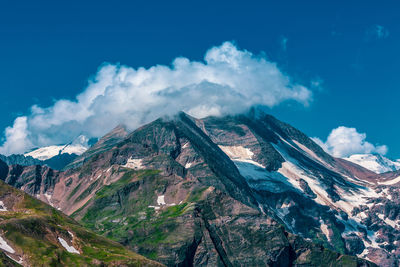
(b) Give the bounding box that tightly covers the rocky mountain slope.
[0,112,385,266]
[63,124,128,170]
[3,113,371,266]
[0,176,162,266]
[197,114,400,266]
[0,154,41,167]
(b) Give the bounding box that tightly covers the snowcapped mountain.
[24,135,89,161]
[24,144,87,161]
[344,153,400,174]
[0,112,391,266]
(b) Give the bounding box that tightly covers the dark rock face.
[188,113,400,266]
[43,153,78,170]
[299,178,317,199]
[4,164,60,196]
[0,153,78,171]
[343,234,365,255]
[0,159,8,181]
[0,154,41,166]
[64,124,128,170]
[197,115,285,172]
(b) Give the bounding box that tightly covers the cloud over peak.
[312,126,387,158]
[0,41,312,155]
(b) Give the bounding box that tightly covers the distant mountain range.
[0,142,88,171]
[1,112,390,266]
[24,143,87,161]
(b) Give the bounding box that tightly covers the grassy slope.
[0,180,163,267]
[72,169,201,261]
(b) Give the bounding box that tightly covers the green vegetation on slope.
[74,169,201,260]
[0,180,162,266]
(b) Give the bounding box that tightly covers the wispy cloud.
[365,24,389,40]
[280,36,288,51]
[0,41,312,155]
[312,126,387,158]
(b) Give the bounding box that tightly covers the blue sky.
[0,0,399,158]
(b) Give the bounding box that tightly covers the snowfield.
[25,144,87,160]
[344,153,400,174]
[218,145,264,168]
[58,237,80,254]
[122,158,144,169]
[0,235,15,254]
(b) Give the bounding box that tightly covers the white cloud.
[0,41,312,155]
[0,117,32,155]
[365,24,389,40]
[280,36,288,51]
[312,126,387,158]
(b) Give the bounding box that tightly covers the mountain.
[63,124,128,170]
[0,154,41,167]
[344,154,400,174]
[0,113,378,266]
[0,153,79,171]
[0,142,89,171]
[197,114,400,266]
[25,144,87,161]
[0,170,162,266]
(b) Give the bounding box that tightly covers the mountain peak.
[344,153,400,174]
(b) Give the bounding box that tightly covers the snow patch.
[182,142,189,149]
[185,162,192,168]
[0,235,15,253]
[378,175,400,185]
[58,237,80,254]
[68,231,74,238]
[218,145,264,168]
[334,186,379,215]
[278,160,331,207]
[292,140,327,166]
[378,214,398,228]
[122,158,144,169]
[0,201,7,211]
[25,144,87,160]
[219,145,301,193]
[5,254,23,265]
[320,220,331,242]
[157,195,166,205]
[44,193,54,207]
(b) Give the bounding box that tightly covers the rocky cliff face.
[0,154,41,166]
[197,113,400,266]
[0,113,384,266]
[64,124,128,170]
